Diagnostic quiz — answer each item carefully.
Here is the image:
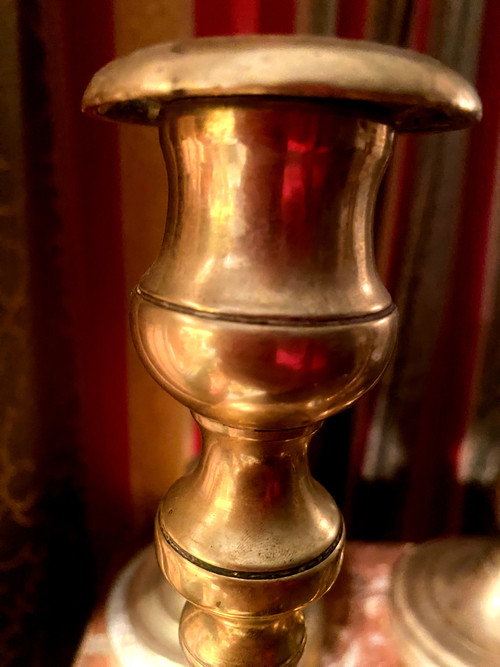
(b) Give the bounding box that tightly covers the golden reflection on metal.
[83,37,481,666]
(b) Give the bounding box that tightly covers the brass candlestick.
[83,36,480,666]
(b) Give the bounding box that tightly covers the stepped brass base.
[106,546,184,666]
[390,537,500,667]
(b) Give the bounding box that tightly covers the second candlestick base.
[390,537,500,666]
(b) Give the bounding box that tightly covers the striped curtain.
[315,0,500,543]
[2,1,499,663]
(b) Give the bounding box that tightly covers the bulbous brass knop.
[83,36,481,666]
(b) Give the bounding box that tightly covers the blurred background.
[1,0,499,664]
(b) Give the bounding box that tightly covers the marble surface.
[73,542,406,666]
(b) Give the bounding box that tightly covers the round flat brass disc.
[82,35,481,132]
[390,538,500,667]
[106,546,184,666]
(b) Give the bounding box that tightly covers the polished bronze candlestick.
[83,36,480,666]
